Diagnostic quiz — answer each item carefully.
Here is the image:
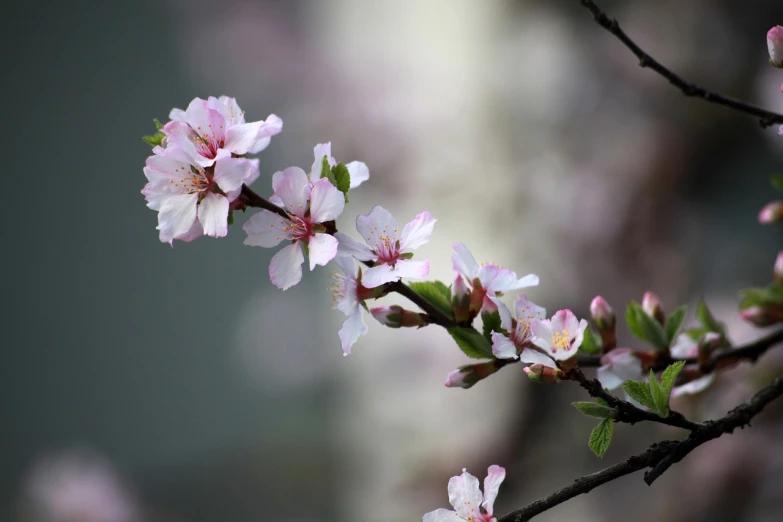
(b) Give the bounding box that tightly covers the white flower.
[530,309,588,364]
[490,296,551,368]
[423,466,505,522]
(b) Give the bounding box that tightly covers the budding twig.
[579,0,783,128]
[498,376,783,522]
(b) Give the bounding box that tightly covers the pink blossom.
[530,309,588,363]
[164,96,282,165]
[451,243,539,314]
[596,348,644,390]
[329,256,372,355]
[335,206,435,288]
[423,466,505,522]
[142,143,259,244]
[490,296,551,368]
[768,26,783,68]
[309,142,370,188]
[243,167,345,290]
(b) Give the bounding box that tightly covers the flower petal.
[506,273,540,291]
[422,509,464,522]
[519,347,557,368]
[346,161,370,188]
[223,121,265,155]
[491,332,518,359]
[309,178,345,223]
[335,232,375,261]
[197,192,230,238]
[212,157,255,193]
[530,319,554,353]
[269,243,305,290]
[272,167,311,218]
[357,206,398,251]
[310,142,335,181]
[339,308,368,356]
[447,469,483,519]
[308,233,338,270]
[399,211,436,252]
[672,374,715,398]
[392,259,430,280]
[157,193,199,244]
[597,364,625,391]
[482,465,506,515]
[494,298,513,331]
[670,334,698,359]
[243,210,291,247]
[361,263,398,288]
[451,242,479,280]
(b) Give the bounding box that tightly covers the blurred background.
[3,0,783,521]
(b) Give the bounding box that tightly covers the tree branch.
[498,376,783,522]
[579,0,783,128]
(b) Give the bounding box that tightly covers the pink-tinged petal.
[185,101,226,146]
[339,308,367,356]
[549,310,568,333]
[515,295,546,323]
[206,96,235,126]
[399,211,436,252]
[392,259,430,280]
[491,333,518,359]
[309,178,345,223]
[447,470,483,519]
[176,219,204,243]
[519,347,557,368]
[357,206,398,250]
[506,273,540,291]
[423,509,464,522]
[197,192,229,238]
[161,135,214,167]
[672,374,715,398]
[335,232,375,261]
[224,121,265,155]
[670,334,698,359]
[600,349,643,383]
[269,243,304,290]
[308,233,338,270]
[216,96,246,125]
[422,509,464,522]
[482,465,505,515]
[361,263,398,288]
[269,194,284,207]
[272,167,310,218]
[570,319,588,351]
[494,298,513,330]
[597,365,624,391]
[310,142,335,181]
[169,108,187,121]
[213,157,255,193]
[452,242,479,280]
[162,120,191,138]
[243,210,291,247]
[346,161,369,188]
[247,114,283,154]
[157,193,199,244]
[530,319,554,353]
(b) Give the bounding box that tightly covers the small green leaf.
[154,118,164,130]
[596,397,609,407]
[622,380,656,410]
[142,131,165,147]
[481,310,504,342]
[664,305,686,344]
[572,401,614,419]
[579,326,601,355]
[696,299,724,336]
[660,360,685,397]
[408,281,454,319]
[648,370,669,417]
[227,210,235,226]
[739,285,783,309]
[331,163,351,196]
[320,156,337,183]
[448,327,494,359]
[626,302,668,350]
[771,175,783,192]
[588,418,614,457]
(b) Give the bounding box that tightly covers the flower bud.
[740,305,783,327]
[642,291,666,325]
[370,305,430,328]
[758,201,783,224]
[697,331,722,368]
[774,252,783,284]
[590,295,617,351]
[445,360,502,389]
[768,26,783,68]
[523,364,563,384]
[451,274,471,323]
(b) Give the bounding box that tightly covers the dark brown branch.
[579,0,783,128]
[499,376,783,522]
[567,368,702,431]
[239,185,457,328]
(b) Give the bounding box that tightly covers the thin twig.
[498,376,783,521]
[579,0,783,128]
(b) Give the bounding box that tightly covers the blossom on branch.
[243,167,345,290]
[423,465,505,522]
[335,206,435,288]
[596,348,644,390]
[451,243,539,315]
[490,296,551,368]
[143,144,259,243]
[669,334,715,397]
[530,309,588,364]
[329,256,383,355]
[768,26,783,68]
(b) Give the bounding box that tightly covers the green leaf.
[622,380,656,410]
[626,302,668,350]
[481,310,504,342]
[664,305,686,344]
[660,360,685,397]
[331,163,351,196]
[320,156,337,183]
[579,326,601,355]
[227,210,235,226]
[588,418,614,457]
[771,175,783,192]
[448,327,494,359]
[739,285,783,309]
[142,131,165,147]
[154,118,163,130]
[696,299,724,336]
[408,281,454,319]
[572,401,614,419]
[648,370,669,417]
